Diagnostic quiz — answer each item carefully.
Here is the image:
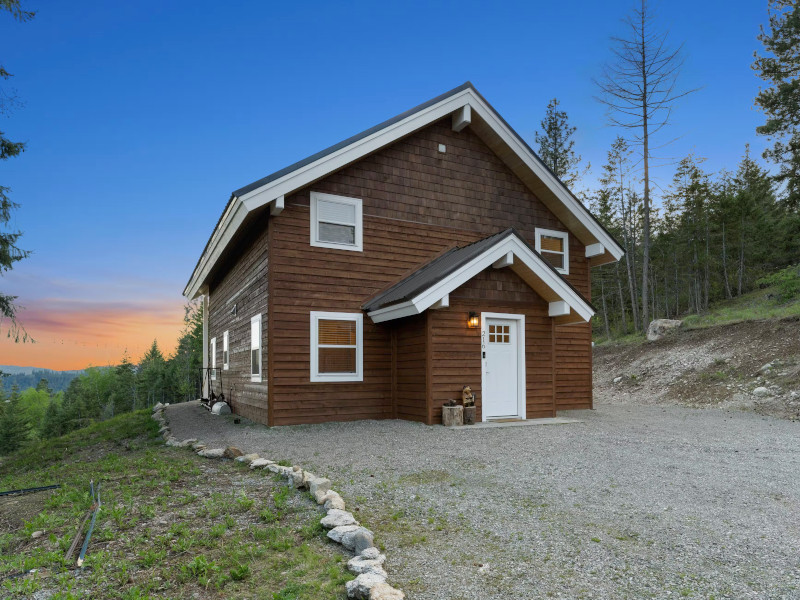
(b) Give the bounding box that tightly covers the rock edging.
[152,403,405,600]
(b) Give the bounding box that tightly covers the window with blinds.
[310,192,363,251]
[310,312,363,382]
[535,228,569,274]
[251,314,262,382]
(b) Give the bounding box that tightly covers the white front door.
[482,317,521,419]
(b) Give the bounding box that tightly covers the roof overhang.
[365,232,595,325]
[184,83,623,299]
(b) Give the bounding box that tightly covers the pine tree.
[0,384,30,454]
[0,1,34,341]
[753,0,800,209]
[534,98,584,188]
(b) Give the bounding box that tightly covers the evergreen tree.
[168,302,204,402]
[138,340,166,407]
[0,384,30,454]
[753,0,800,209]
[40,398,64,439]
[534,98,584,188]
[0,1,34,341]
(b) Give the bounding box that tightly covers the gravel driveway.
[167,402,800,599]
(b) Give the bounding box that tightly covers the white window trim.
[310,311,363,383]
[210,337,217,380]
[310,191,363,252]
[222,330,229,370]
[534,227,569,275]
[251,314,262,382]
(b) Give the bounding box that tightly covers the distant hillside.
[0,366,85,394]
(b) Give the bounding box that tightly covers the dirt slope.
[593,316,800,420]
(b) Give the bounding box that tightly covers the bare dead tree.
[594,0,697,331]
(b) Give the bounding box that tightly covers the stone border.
[151,403,404,600]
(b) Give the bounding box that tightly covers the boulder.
[152,403,164,412]
[327,525,361,545]
[348,554,387,575]
[646,319,682,341]
[323,491,346,511]
[758,362,775,376]
[224,446,243,459]
[327,525,375,553]
[158,426,169,435]
[31,531,44,539]
[178,438,198,448]
[346,573,387,600]
[287,469,305,488]
[753,386,772,397]
[198,448,226,458]
[360,547,382,560]
[350,529,375,554]
[613,376,623,384]
[369,583,405,600]
[235,453,260,463]
[191,442,206,450]
[309,477,331,502]
[250,458,275,469]
[321,509,358,529]
[165,437,181,447]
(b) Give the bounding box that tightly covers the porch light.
[467,312,479,328]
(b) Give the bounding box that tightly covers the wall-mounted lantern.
[467,312,479,329]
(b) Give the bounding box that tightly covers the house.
[184,83,623,426]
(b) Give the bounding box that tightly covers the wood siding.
[214,116,595,425]
[206,219,270,424]
[392,314,428,423]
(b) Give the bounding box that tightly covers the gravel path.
[167,401,800,599]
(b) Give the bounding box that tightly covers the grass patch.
[595,282,800,346]
[0,410,352,599]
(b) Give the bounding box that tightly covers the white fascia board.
[270,195,285,216]
[184,199,247,299]
[240,91,474,211]
[367,300,418,323]
[452,104,471,132]
[467,97,624,260]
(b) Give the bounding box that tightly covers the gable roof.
[184,82,624,299]
[363,228,596,325]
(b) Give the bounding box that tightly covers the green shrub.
[757,264,800,301]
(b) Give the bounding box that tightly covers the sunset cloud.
[0,297,188,371]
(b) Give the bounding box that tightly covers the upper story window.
[535,228,569,275]
[223,330,229,370]
[310,312,363,382]
[310,192,363,252]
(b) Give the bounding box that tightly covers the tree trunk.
[704,219,710,310]
[640,22,651,332]
[615,261,628,334]
[738,214,745,296]
[600,271,611,340]
[722,221,732,299]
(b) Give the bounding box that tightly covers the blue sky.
[0,0,773,368]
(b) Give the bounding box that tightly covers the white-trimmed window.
[310,192,363,251]
[210,337,217,380]
[223,330,229,370]
[535,228,569,275]
[250,315,262,382]
[310,312,363,382]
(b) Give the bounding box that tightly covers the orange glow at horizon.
[0,299,187,371]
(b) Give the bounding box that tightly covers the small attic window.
[310,192,363,252]
[535,228,569,275]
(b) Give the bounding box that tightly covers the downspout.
[202,290,209,399]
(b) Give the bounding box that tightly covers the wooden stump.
[442,405,463,427]
[463,406,476,425]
